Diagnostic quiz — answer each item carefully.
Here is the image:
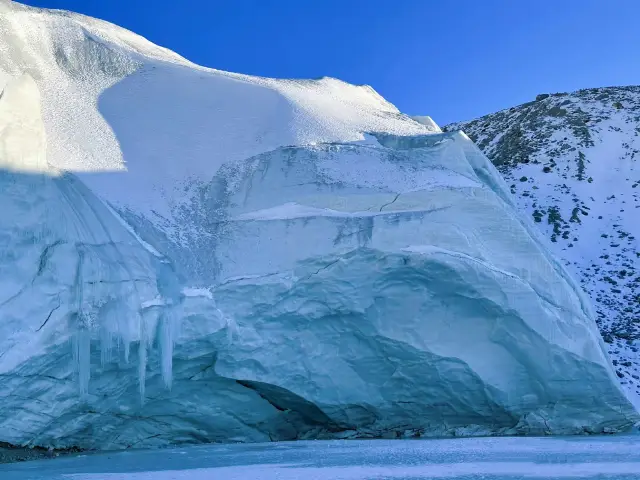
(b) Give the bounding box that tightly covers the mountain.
[445,86,640,401]
[0,1,637,449]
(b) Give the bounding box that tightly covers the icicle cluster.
[69,285,232,402]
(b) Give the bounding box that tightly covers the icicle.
[123,337,130,364]
[100,327,112,366]
[76,328,91,396]
[72,249,91,397]
[138,314,147,402]
[160,312,174,390]
[71,332,78,364]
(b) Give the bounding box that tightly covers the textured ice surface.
[2,436,640,479]
[0,1,638,450]
[446,87,640,400]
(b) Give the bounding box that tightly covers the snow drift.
[0,1,637,449]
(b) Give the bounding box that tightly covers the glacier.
[0,0,638,450]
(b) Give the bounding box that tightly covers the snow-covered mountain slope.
[0,0,436,226]
[0,1,638,449]
[446,86,640,400]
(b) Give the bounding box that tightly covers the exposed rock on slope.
[446,86,640,400]
[0,1,637,449]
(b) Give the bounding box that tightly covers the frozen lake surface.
[1,436,639,479]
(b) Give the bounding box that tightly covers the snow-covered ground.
[2,436,640,479]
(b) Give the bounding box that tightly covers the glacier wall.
[0,0,638,450]
[1,133,638,449]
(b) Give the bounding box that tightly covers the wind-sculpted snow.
[0,0,638,450]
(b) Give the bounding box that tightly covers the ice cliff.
[446,87,640,399]
[0,1,638,449]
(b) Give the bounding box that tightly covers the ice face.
[0,1,638,450]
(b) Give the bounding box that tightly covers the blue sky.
[22,0,640,125]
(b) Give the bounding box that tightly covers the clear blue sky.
[21,0,640,125]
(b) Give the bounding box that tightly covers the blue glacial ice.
[0,0,638,450]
